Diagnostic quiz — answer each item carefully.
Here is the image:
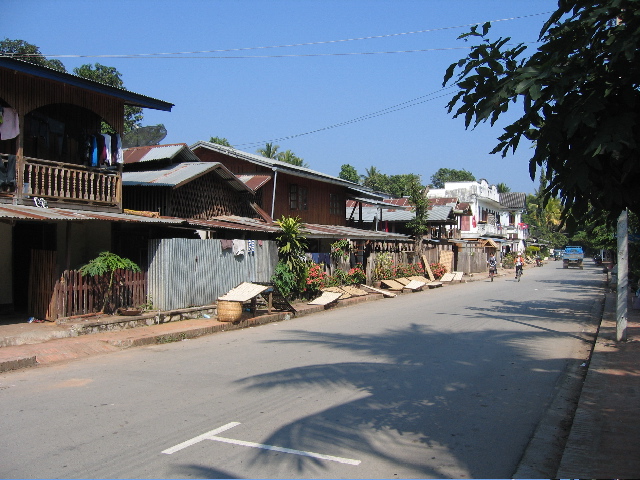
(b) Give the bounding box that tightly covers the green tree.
[407,182,430,254]
[496,182,511,193]
[257,142,280,159]
[571,211,640,279]
[209,136,232,147]
[339,164,360,184]
[273,216,309,297]
[0,38,66,72]
[430,168,475,189]
[524,193,568,249]
[388,174,423,198]
[443,0,640,225]
[74,63,143,134]
[278,149,309,167]
[361,166,389,192]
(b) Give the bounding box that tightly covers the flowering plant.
[330,239,351,261]
[305,262,329,293]
[347,264,366,284]
[429,262,448,279]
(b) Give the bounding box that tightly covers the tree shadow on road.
[233,319,592,478]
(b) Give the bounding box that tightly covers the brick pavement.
[556,291,640,478]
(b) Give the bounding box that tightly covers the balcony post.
[13,113,25,205]
[116,162,123,210]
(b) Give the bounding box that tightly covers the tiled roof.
[499,192,526,209]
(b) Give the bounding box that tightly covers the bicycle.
[515,266,522,282]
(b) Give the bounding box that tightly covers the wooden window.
[330,193,339,215]
[289,184,308,211]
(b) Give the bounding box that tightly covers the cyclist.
[515,252,525,279]
[487,254,497,281]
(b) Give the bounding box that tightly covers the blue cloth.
[91,136,98,166]
[318,253,331,266]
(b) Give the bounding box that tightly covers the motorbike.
[535,256,543,267]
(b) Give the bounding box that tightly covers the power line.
[235,86,458,149]
[34,11,552,59]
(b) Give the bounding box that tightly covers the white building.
[428,179,528,253]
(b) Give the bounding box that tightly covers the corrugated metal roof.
[186,215,410,240]
[384,198,412,207]
[237,174,272,191]
[500,192,526,209]
[347,205,455,223]
[122,162,253,192]
[0,204,187,225]
[0,57,173,111]
[301,223,410,240]
[123,144,199,164]
[190,140,383,202]
[430,197,458,206]
[0,204,412,241]
[428,205,455,222]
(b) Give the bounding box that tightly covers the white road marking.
[162,422,361,466]
[162,422,240,454]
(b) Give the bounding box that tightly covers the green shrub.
[272,261,297,298]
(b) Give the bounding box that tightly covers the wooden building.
[0,57,174,318]
[190,140,381,226]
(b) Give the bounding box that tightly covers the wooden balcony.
[1,154,121,210]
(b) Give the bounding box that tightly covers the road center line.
[162,422,361,466]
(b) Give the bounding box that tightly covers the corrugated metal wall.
[147,238,278,310]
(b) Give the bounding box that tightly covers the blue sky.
[4,0,559,194]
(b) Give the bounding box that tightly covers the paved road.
[0,262,602,478]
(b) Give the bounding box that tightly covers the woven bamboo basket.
[217,300,243,322]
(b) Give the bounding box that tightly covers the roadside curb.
[512,294,604,478]
[0,276,485,373]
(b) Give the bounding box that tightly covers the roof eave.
[0,56,173,112]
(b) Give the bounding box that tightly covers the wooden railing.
[21,156,121,206]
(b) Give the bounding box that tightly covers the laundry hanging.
[0,107,19,140]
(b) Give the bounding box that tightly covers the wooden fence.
[48,269,147,320]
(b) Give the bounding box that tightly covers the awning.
[481,238,500,249]
[0,204,188,225]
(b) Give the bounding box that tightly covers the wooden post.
[616,209,628,342]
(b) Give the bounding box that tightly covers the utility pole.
[616,209,628,341]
